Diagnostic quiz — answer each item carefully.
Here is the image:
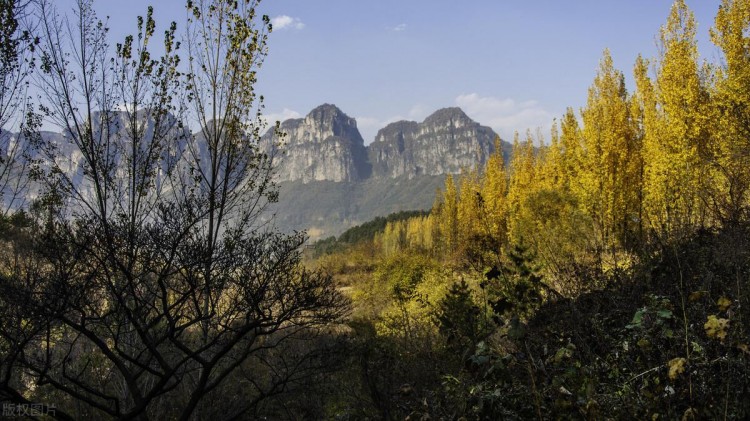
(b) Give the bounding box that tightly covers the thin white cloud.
[356,116,381,130]
[262,108,302,128]
[388,23,407,32]
[455,93,554,143]
[271,15,305,31]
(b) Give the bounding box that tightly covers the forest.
[306,0,750,418]
[0,0,749,419]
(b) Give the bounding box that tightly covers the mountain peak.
[423,107,473,126]
[261,103,369,183]
[368,106,502,180]
[262,103,508,184]
[307,103,351,124]
[302,103,361,137]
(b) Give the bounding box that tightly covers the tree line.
[378,0,750,286]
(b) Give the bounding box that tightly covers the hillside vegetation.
[272,175,444,239]
[2,0,750,419]
[303,1,750,418]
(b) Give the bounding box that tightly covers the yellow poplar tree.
[643,0,709,237]
[536,121,563,193]
[457,167,482,246]
[708,0,750,223]
[437,174,459,255]
[559,107,583,194]
[580,49,640,249]
[405,214,434,250]
[507,131,537,242]
[627,60,647,245]
[480,137,509,246]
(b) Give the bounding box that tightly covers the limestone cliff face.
[264,105,507,184]
[262,104,370,183]
[367,107,498,179]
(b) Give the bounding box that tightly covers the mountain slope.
[6,104,510,239]
[264,105,512,239]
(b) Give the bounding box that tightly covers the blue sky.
[81,0,722,143]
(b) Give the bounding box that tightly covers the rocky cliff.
[264,104,509,184]
[261,104,513,238]
[261,104,370,183]
[368,107,500,179]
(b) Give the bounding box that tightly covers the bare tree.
[0,0,348,419]
[0,0,38,213]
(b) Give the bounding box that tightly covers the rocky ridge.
[368,107,500,179]
[5,104,511,238]
[262,104,510,184]
[261,104,512,238]
[261,104,370,183]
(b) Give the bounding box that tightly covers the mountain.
[261,104,370,183]
[5,105,510,239]
[3,111,192,211]
[368,107,503,179]
[263,105,510,184]
[264,104,512,239]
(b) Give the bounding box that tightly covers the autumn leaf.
[668,357,686,380]
[716,296,732,312]
[704,315,730,341]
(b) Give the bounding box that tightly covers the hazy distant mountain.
[6,105,510,239]
[4,111,191,211]
[264,104,512,239]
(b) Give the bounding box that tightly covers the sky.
[68,0,724,144]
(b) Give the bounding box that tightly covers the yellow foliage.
[559,107,583,190]
[480,137,509,245]
[507,132,538,242]
[668,357,687,380]
[717,296,732,312]
[641,0,709,237]
[579,49,642,251]
[707,0,750,223]
[457,167,482,245]
[436,174,459,255]
[704,315,730,341]
[412,0,750,291]
[373,262,451,337]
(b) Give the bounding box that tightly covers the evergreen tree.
[435,279,483,353]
